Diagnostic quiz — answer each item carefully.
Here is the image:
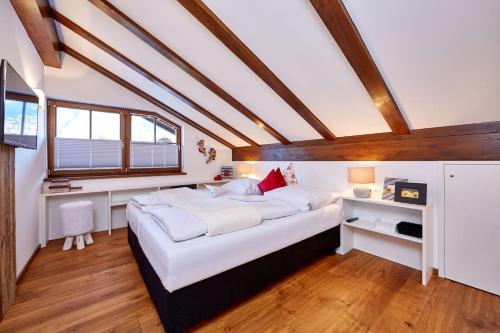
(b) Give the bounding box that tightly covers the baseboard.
[16,244,40,284]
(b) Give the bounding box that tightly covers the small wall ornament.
[197,139,207,156]
[207,148,216,164]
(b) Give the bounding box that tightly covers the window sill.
[45,171,187,181]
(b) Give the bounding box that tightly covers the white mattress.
[126,203,341,292]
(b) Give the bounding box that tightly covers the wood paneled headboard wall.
[232,122,500,161]
[0,144,16,319]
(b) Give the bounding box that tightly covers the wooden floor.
[0,229,498,333]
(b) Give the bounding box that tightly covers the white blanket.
[136,188,300,240]
[165,196,263,236]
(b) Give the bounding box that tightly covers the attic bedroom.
[0,0,498,332]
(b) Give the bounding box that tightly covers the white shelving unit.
[339,194,433,285]
[39,179,230,247]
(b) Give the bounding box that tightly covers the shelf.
[340,194,429,211]
[343,219,423,244]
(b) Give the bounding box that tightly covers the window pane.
[56,107,90,139]
[130,142,179,168]
[131,115,154,142]
[23,102,38,136]
[156,120,177,144]
[92,111,120,140]
[4,99,23,135]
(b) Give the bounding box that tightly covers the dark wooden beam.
[10,0,61,68]
[51,10,257,147]
[310,0,410,135]
[232,122,500,161]
[60,44,235,149]
[88,0,290,145]
[178,0,336,141]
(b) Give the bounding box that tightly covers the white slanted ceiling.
[47,0,500,148]
[344,0,500,129]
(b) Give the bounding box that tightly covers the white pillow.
[222,178,262,195]
[205,184,226,197]
[264,185,337,211]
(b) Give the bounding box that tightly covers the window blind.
[54,138,122,169]
[130,142,179,168]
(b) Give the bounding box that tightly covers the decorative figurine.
[197,139,206,156]
[206,148,216,164]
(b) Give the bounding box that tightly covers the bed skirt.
[128,224,340,333]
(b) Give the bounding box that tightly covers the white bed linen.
[127,203,341,292]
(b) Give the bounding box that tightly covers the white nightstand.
[339,194,433,285]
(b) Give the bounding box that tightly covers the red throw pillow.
[274,167,287,187]
[258,169,277,193]
[258,168,287,193]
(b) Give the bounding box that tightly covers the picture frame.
[382,177,408,200]
[394,182,427,205]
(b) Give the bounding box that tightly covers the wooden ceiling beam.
[60,44,235,149]
[10,0,61,67]
[177,0,336,141]
[310,0,410,135]
[51,10,257,147]
[88,0,290,145]
[233,122,500,161]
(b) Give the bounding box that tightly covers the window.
[47,100,182,178]
[130,115,179,168]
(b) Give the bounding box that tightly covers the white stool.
[60,201,94,251]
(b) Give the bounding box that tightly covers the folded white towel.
[151,207,207,242]
[131,193,165,206]
[206,184,226,197]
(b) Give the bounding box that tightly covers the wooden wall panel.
[232,122,500,161]
[0,144,16,319]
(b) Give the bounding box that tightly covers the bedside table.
[339,194,433,285]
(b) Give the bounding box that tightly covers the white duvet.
[142,187,299,240]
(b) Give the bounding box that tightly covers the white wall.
[0,2,46,276]
[44,54,232,190]
[233,161,440,267]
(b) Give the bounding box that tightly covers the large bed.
[127,195,342,332]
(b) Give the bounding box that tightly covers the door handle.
[449,174,455,178]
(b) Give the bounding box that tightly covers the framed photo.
[394,182,427,205]
[382,177,408,200]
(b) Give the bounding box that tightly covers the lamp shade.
[348,167,375,184]
[237,164,252,175]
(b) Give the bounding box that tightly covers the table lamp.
[237,164,252,178]
[348,167,375,198]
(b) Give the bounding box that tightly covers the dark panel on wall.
[233,122,500,161]
[0,144,16,319]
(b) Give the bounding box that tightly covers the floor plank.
[0,228,498,332]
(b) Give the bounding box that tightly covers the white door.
[444,164,500,295]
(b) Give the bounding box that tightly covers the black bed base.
[128,225,340,333]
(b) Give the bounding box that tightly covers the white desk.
[39,179,230,247]
[339,194,433,285]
